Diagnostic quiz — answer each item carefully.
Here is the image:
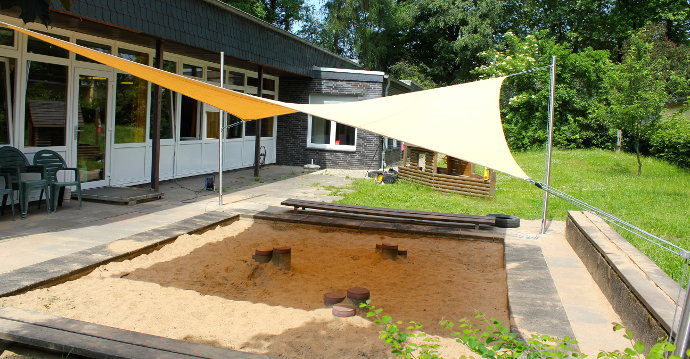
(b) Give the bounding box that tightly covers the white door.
[71,68,113,189]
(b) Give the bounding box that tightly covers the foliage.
[446,314,582,359]
[0,0,71,26]
[362,300,441,358]
[593,26,676,175]
[221,0,311,32]
[362,301,685,359]
[336,148,690,283]
[503,0,690,56]
[650,110,690,169]
[392,0,504,86]
[474,31,613,151]
[297,0,398,62]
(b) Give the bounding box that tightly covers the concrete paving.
[0,165,632,357]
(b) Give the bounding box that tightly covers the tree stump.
[380,243,398,261]
[347,287,370,312]
[323,291,346,307]
[254,247,273,264]
[272,246,291,270]
[398,248,408,259]
[332,304,356,318]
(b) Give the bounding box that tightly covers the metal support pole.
[540,56,556,234]
[218,52,225,206]
[253,66,263,178]
[675,272,690,358]
[150,39,164,192]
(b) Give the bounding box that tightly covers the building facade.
[0,0,417,193]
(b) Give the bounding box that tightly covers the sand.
[0,219,508,358]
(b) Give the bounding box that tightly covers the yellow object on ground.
[4,22,528,180]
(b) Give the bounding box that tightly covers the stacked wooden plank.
[400,146,496,197]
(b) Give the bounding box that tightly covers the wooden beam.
[150,38,163,192]
[253,65,263,177]
[402,144,408,167]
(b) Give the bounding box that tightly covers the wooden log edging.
[565,211,682,352]
[398,166,496,198]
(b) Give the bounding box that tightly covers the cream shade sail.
[6,22,529,180]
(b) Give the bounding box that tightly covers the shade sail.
[6,22,529,180]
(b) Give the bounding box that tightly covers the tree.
[0,0,71,26]
[396,0,504,86]
[222,0,310,32]
[593,26,674,175]
[474,31,612,151]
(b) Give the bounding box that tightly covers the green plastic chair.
[33,150,82,213]
[0,172,15,220]
[0,146,51,219]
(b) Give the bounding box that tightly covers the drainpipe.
[380,75,391,170]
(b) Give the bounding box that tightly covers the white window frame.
[307,94,358,151]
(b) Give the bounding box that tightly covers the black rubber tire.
[382,174,397,184]
[488,214,521,228]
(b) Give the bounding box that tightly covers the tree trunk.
[636,136,642,176]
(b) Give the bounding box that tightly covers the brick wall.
[276,78,384,169]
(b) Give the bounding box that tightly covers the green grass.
[336,148,690,282]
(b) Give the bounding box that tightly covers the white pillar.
[540,56,556,234]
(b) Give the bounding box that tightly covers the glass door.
[71,69,112,188]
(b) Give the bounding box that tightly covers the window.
[228,71,244,87]
[0,59,12,145]
[206,109,220,139]
[179,95,200,140]
[263,78,275,91]
[307,94,358,150]
[75,40,111,63]
[114,73,147,143]
[247,76,259,88]
[118,48,148,65]
[183,64,203,78]
[244,94,274,138]
[115,49,150,144]
[207,67,221,83]
[149,60,176,140]
[0,27,14,47]
[24,61,68,147]
[226,114,242,139]
[27,31,69,58]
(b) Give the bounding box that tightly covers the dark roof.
[46,0,359,77]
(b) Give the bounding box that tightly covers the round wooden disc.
[398,248,408,255]
[347,287,371,300]
[273,246,291,254]
[255,247,273,256]
[323,291,346,304]
[332,304,356,317]
[381,243,398,250]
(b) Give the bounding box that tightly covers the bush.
[651,114,690,169]
[361,300,685,359]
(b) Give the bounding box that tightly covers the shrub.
[361,301,685,359]
[650,114,690,169]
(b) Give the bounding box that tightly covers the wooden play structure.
[398,145,496,197]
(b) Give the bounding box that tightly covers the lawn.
[336,148,690,283]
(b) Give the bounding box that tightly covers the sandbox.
[0,217,509,358]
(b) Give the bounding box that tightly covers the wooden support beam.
[150,39,163,192]
[253,66,263,178]
[402,145,408,167]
